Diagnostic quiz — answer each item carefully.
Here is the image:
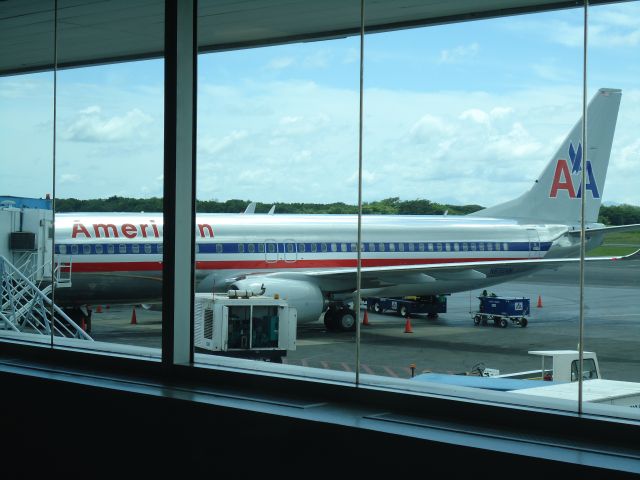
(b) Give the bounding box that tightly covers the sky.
[1,2,639,209]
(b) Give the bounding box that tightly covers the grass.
[587,230,640,257]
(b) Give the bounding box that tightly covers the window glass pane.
[195,28,359,377]
[357,7,586,416]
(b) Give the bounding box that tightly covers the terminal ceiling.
[0,0,629,76]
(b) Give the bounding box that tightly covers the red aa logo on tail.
[549,143,600,199]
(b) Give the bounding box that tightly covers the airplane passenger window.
[59,245,67,255]
[258,244,265,253]
[427,243,434,251]
[298,243,306,253]
[71,245,78,255]
[157,244,163,254]
[118,244,126,254]
[495,243,500,251]
[287,243,295,253]
[331,243,337,252]
[462,243,468,251]
[503,243,509,251]
[418,243,425,252]
[445,243,451,252]
[436,243,442,252]
[82,245,90,254]
[398,243,405,252]
[378,243,385,252]
[479,243,485,251]
[470,243,477,251]
[217,244,224,253]
[341,243,347,252]
[311,244,317,253]
[389,243,396,252]
[95,244,103,254]
[107,244,114,254]
[369,243,376,252]
[487,243,493,251]
[248,243,255,253]
[321,243,328,253]
[132,244,140,254]
[238,244,245,253]
[408,243,415,252]
[144,244,152,254]
[351,243,357,252]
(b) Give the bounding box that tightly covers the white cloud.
[199,130,248,155]
[408,114,454,143]
[438,43,479,64]
[59,174,80,184]
[62,106,153,142]
[267,57,295,70]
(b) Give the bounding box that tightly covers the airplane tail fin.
[470,88,621,224]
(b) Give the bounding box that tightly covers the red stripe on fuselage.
[68,257,529,273]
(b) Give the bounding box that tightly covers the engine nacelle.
[231,278,325,324]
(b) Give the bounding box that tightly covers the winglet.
[243,202,256,214]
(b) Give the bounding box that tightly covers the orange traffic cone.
[362,310,370,326]
[537,295,543,308]
[404,316,413,333]
[131,306,137,325]
[96,305,102,313]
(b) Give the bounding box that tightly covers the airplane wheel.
[520,318,528,328]
[473,315,481,326]
[323,310,338,331]
[499,318,508,328]
[399,305,408,317]
[373,302,381,313]
[338,309,356,332]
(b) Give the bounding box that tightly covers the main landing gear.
[323,306,357,332]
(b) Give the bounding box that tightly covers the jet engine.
[230,277,325,324]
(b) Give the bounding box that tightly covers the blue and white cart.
[473,296,530,328]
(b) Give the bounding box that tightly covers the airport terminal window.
[5,0,639,433]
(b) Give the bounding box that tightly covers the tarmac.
[88,259,639,381]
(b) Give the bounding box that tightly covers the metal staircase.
[0,254,92,340]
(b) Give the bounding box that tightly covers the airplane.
[52,88,639,332]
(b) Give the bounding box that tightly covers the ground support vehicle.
[366,295,447,318]
[473,295,529,328]
[194,291,297,362]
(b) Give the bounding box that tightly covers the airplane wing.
[229,249,639,293]
[567,223,640,235]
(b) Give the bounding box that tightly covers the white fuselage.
[52,212,579,313]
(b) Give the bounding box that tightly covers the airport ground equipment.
[0,197,90,340]
[194,291,297,362]
[472,295,530,328]
[366,295,447,318]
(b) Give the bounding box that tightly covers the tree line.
[54,196,639,226]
